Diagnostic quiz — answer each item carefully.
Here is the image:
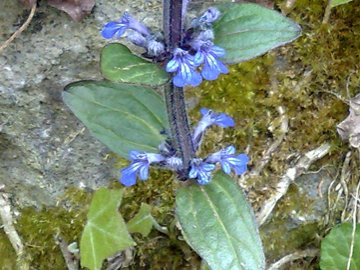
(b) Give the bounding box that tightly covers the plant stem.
[163,0,195,180]
[322,0,332,24]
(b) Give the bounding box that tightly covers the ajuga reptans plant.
[63,1,301,269]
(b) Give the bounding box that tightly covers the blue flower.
[200,108,235,127]
[127,31,147,47]
[166,48,202,87]
[193,108,235,146]
[165,156,183,171]
[199,7,221,24]
[194,41,228,81]
[206,145,249,175]
[191,7,221,28]
[147,39,165,57]
[189,159,216,185]
[120,151,165,187]
[101,12,149,39]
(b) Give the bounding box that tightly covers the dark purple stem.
[163,0,195,180]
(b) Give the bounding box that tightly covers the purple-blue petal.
[189,166,198,179]
[234,164,248,175]
[202,62,220,80]
[173,63,202,87]
[188,71,203,86]
[166,58,180,72]
[179,63,193,83]
[101,21,127,39]
[225,145,236,155]
[173,72,186,87]
[139,164,149,180]
[129,150,141,160]
[216,59,229,74]
[200,108,210,116]
[120,166,137,186]
[211,46,226,57]
[221,161,232,175]
[236,154,249,164]
[233,154,249,175]
[202,163,216,172]
[197,174,211,185]
[200,52,229,81]
[215,113,235,127]
[194,51,205,66]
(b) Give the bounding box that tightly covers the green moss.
[15,188,91,269]
[0,231,17,270]
[110,156,200,269]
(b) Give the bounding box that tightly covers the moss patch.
[111,158,201,269]
[0,230,17,270]
[15,188,91,269]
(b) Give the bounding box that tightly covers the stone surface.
[0,0,162,207]
[261,169,336,262]
[337,93,360,148]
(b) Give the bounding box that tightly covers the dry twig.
[340,151,351,221]
[55,234,80,270]
[250,106,288,177]
[257,143,331,226]
[0,3,36,53]
[0,189,29,270]
[325,151,352,225]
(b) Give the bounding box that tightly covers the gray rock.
[0,0,161,207]
[337,92,360,148]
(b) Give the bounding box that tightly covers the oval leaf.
[320,223,360,270]
[101,43,169,86]
[214,3,301,64]
[176,172,265,270]
[331,0,353,7]
[63,80,168,158]
[80,188,135,270]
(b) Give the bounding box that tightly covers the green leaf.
[101,43,169,86]
[80,188,135,270]
[63,80,168,158]
[214,3,301,64]
[127,203,154,237]
[176,172,265,270]
[331,0,353,7]
[320,223,360,270]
